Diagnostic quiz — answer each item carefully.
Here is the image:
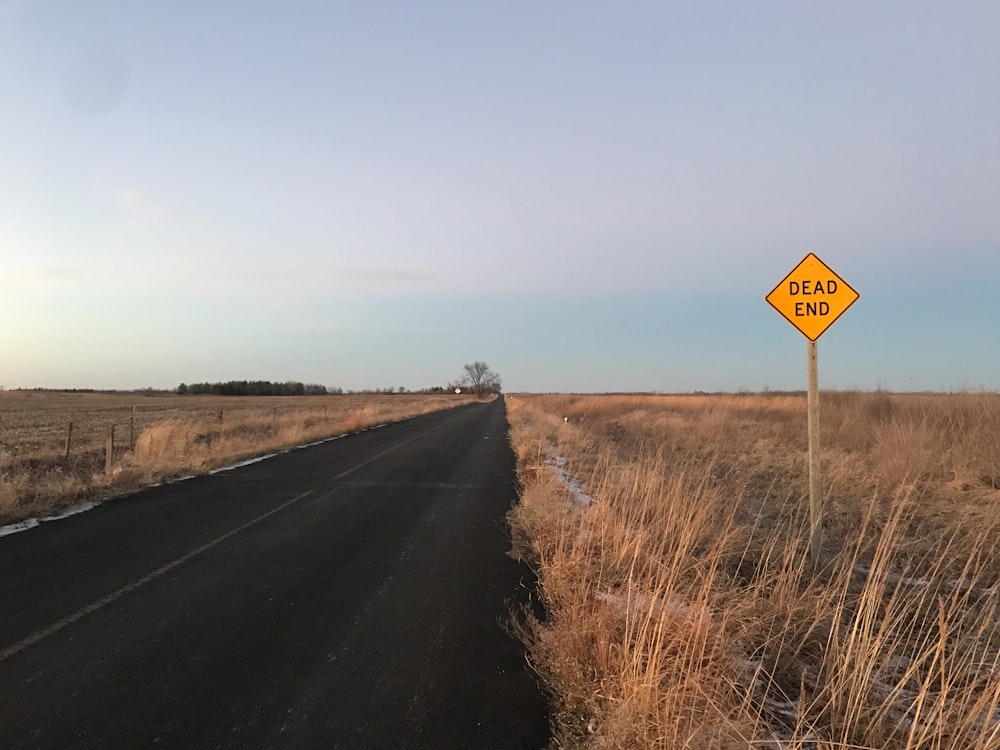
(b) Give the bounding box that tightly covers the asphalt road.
[0,398,549,749]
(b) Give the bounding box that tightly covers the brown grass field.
[0,390,474,525]
[506,391,1000,749]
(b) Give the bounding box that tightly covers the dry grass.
[0,391,474,525]
[506,391,1000,749]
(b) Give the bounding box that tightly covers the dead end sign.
[765,252,860,564]
[766,253,860,341]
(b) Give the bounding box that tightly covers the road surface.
[0,398,549,748]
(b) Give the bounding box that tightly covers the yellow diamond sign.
[766,253,859,341]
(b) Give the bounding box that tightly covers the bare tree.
[459,361,501,397]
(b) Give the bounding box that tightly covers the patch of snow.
[545,453,594,507]
[273,431,352,454]
[0,501,97,538]
[209,452,283,475]
[41,502,97,521]
[853,563,1000,599]
[210,429,361,474]
[2,427,366,540]
[853,564,930,588]
[595,587,711,624]
[0,519,40,537]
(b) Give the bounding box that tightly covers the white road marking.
[0,417,457,664]
[0,489,314,665]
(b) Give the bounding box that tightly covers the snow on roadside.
[852,562,1000,599]
[537,443,1000,746]
[208,452,283,475]
[0,518,40,538]
[0,430,362,539]
[539,445,819,747]
[545,452,594,507]
[0,502,97,538]
[595,586,711,625]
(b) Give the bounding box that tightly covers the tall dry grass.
[506,391,1000,748]
[0,392,474,525]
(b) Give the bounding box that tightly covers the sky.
[1,1,998,393]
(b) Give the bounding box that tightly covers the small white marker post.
[766,253,859,566]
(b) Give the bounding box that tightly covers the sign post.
[766,253,859,565]
[806,340,821,561]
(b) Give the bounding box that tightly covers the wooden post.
[272,407,277,428]
[64,421,73,459]
[218,410,224,442]
[105,425,115,475]
[129,405,136,450]
[807,341,823,565]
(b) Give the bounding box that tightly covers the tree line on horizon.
[2,363,502,398]
[174,381,461,397]
[176,381,329,396]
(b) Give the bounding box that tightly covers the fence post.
[105,425,114,475]
[64,421,73,459]
[130,405,136,450]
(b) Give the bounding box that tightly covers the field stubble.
[506,391,1000,749]
[0,391,473,525]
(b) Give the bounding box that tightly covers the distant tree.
[174,380,328,396]
[459,361,502,397]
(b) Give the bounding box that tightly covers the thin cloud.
[338,265,429,284]
[14,266,90,285]
[200,263,431,290]
[112,185,165,223]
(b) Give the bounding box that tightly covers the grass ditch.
[506,391,1000,748]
